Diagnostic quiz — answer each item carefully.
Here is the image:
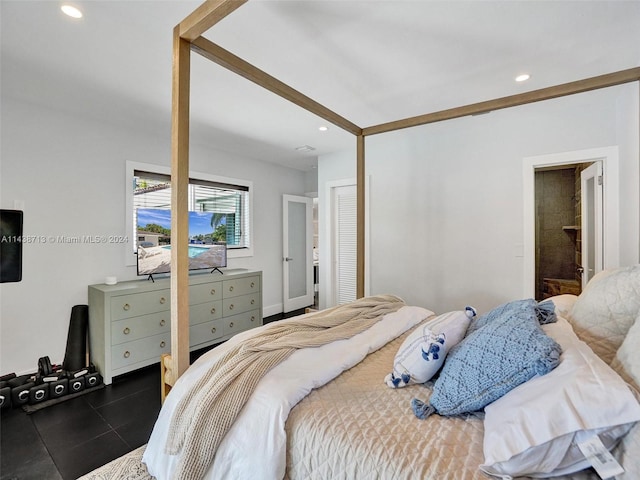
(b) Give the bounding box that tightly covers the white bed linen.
[143,305,433,480]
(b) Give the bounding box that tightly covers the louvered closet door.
[334,185,357,305]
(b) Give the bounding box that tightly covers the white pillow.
[384,308,474,388]
[542,294,578,319]
[480,316,640,478]
[610,314,640,479]
[569,265,640,364]
[611,312,640,389]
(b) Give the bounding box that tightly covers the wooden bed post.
[163,26,192,402]
[356,135,365,299]
[163,0,252,402]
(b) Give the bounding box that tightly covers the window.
[127,164,252,262]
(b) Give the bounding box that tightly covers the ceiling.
[2,1,640,171]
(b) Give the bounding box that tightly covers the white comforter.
[143,305,433,480]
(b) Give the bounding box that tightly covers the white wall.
[0,97,306,375]
[318,83,639,314]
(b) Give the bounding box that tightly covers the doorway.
[323,177,370,309]
[522,147,620,298]
[534,164,594,300]
[282,194,314,313]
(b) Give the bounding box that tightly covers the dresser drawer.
[111,333,170,369]
[224,309,261,337]
[190,318,225,347]
[110,289,170,320]
[190,300,223,326]
[223,293,260,316]
[223,275,260,298]
[190,282,223,305]
[111,312,170,345]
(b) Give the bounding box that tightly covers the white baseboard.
[263,303,283,318]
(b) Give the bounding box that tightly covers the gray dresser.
[88,270,262,384]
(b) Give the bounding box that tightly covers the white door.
[283,195,313,312]
[580,161,604,289]
[333,184,357,305]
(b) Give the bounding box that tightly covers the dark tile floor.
[0,310,306,480]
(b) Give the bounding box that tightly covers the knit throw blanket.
[164,294,405,480]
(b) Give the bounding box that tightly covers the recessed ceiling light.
[318,126,328,132]
[515,74,531,82]
[61,4,83,19]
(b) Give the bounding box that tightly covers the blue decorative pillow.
[412,299,561,418]
[466,298,557,336]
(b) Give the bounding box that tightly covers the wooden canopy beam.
[179,0,247,42]
[363,67,640,136]
[191,36,363,136]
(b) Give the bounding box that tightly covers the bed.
[81,265,640,480]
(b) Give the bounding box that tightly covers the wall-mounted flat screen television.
[136,208,227,277]
[0,209,23,283]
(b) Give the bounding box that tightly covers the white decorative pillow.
[480,316,640,478]
[384,308,474,388]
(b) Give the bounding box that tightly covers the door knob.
[284,257,293,262]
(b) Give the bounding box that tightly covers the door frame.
[323,177,370,309]
[282,194,314,312]
[522,146,619,297]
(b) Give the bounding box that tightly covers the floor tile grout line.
[31,413,64,480]
[88,384,157,410]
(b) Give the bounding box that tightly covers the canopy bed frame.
[162,0,640,399]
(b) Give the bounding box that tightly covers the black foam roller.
[62,305,89,372]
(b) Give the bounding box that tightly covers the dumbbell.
[29,383,49,404]
[8,375,35,407]
[0,381,11,409]
[85,372,103,388]
[38,356,53,376]
[48,377,68,399]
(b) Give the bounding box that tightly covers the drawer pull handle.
[123,303,130,311]
[124,351,131,358]
[123,327,130,335]
[229,304,234,310]
[229,322,234,328]
[210,307,216,314]
[211,327,217,334]
[159,297,166,304]
[160,319,166,327]
[251,316,255,322]
[229,286,234,292]
[160,341,166,348]
[251,299,255,305]
[210,288,216,295]
[251,282,255,288]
